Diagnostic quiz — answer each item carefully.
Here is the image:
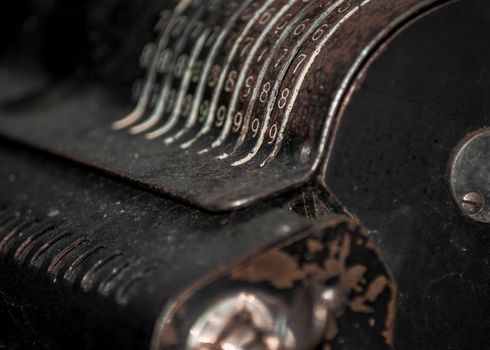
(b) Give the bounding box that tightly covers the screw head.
[450,130,490,223]
[461,191,484,215]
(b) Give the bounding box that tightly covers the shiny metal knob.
[186,285,345,350]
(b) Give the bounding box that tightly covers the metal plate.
[0,0,444,212]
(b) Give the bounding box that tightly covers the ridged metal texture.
[0,0,446,211]
[0,142,395,349]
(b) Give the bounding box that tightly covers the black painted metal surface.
[323,0,490,348]
[0,142,395,349]
[0,0,489,349]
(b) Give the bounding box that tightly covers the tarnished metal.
[0,0,448,212]
[449,129,490,223]
[186,291,299,350]
[461,191,484,216]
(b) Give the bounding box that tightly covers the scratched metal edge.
[0,127,305,214]
[0,0,453,214]
[0,133,212,213]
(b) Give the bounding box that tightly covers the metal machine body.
[0,0,488,349]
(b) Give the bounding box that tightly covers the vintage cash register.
[0,0,488,349]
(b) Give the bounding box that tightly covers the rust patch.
[350,275,390,314]
[191,220,397,349]
[351,296,374,314]
[303,263,329,282]
[230,250,305,289]
[365,235,378,251]
[366,276,389,302]
[307,238,324,253]
[340,265,367,292]
[323,234,351,280]
[383,282,398,346]
[161,322,178,347]
[345,220,360,233]
[300,234,355,286]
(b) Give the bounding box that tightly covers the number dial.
[0,0,447,211]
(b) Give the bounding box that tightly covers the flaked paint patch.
[161,322,178,347]
[323,234,351,280]
[351,296,374,313]
[366,275,389,302]
[303,263,329,282]
[220,221,396,348]
[383,281,397,346]
[340,265,367,292]
[307,238,324,253]
[230,250,305,289]
[351,275,389,314]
